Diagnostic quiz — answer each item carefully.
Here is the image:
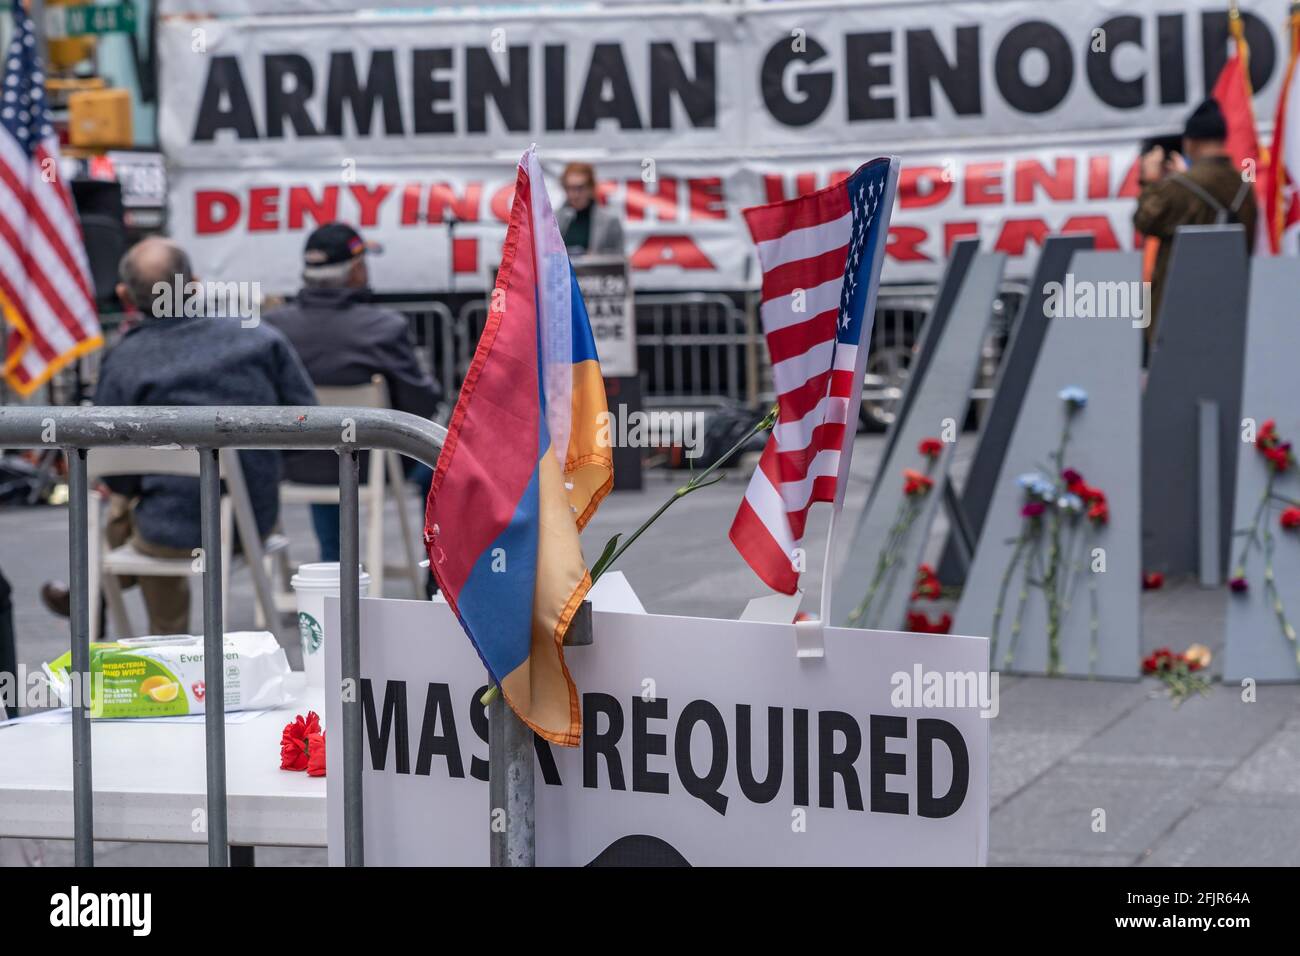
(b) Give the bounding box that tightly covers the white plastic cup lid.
[291,561,372,590]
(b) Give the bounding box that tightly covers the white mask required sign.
[324,597,990,866]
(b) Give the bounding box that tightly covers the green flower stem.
[1260,508,1299,658]
[1005,539,1041,669]
[1232,478,1273,573]
[989,531,1030,666]
[1229,470,1297,660]
[590,403,779,585]
[1041,415,1078,677]
[482,405,780,706]
[1058,522,1087,615]
[848,498,919,627]
[848,452,941,630]
[873,504,921,629]
[1087,556,1100,677]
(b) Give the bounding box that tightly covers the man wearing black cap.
[265,223,441,564]
[1134,98,1257,342]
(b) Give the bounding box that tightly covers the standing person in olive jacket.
[265,223,442,564]
[1134,98,1257,347]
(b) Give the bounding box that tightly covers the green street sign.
[46,1,138,38]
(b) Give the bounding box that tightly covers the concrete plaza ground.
[2,435,1298,866]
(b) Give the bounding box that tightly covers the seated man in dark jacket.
[45,237,319,635]
[265,223,441,562]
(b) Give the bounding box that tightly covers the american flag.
[0,0,100,396]
[730,157,897,596]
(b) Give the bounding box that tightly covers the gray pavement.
[1,434,1297,866]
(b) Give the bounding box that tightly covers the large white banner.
[169,140,1144,292]
[323,596,991,865]
[159,0,1294,290]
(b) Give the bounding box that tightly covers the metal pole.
[339,449,364,866]
[199,448,228,866]
[489,602,592,866]
[67,448,93,867]
[488,697,535,867]
[29,0,48,66]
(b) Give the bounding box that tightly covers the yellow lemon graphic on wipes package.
[139,675,180,703]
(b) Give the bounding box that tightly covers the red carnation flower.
[911,564,941,600]
[1142,571,1165,591]
[1022,501,1045,518]
[1088,499,1109,524]
[306,732,327,777]
[1264,445,1292,473]
[1061,468,1083,486]
[903,469,934,496]
[905,610,953,634]
[918,437,944,459]
[1281,507,1300,530]
[280,711,321,772]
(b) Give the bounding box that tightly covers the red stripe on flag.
[777,367,833,424]
[744,182,851,245]
[774,422,848,482]
[0,212,86,343]
[729,498,799,595]
[766,309,839,364]
[760,245,847,303]
[0,266,59,362]
[0,159,95,306]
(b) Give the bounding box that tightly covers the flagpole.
[27,0,47,65]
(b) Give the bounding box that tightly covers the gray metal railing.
[0,404,447,867]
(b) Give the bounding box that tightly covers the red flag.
[1266,7,1300,255]
[1211,11,1268,250]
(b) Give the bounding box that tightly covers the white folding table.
[0,675,326,857]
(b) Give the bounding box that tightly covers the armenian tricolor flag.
[425,146,612,746]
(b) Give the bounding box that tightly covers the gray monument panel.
[831,253,1005,630]
[939,234,1095,585]
[875,238,980,487]
[1142,225,1250,578]
[953,251,1142,679]
[1223,258,1300,683]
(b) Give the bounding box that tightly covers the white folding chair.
[278,375,423,600]
[86,447,286,639]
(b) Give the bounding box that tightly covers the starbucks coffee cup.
[290,562,371,688]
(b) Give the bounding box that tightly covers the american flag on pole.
[730,157,899,599]
[0,0,101,396]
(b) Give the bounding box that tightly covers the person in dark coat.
[42,237,318,635]
[1134,98,1257,345]
[265,223,442,563]
[555,162,625,258]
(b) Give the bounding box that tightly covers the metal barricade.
[634,293,757,406]
[385,300,457,394]
[0,404,446,867]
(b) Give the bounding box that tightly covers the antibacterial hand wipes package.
[45,631,293,718]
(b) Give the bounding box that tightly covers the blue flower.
[1059,494,1084,514]
[1059,386,1088,409]
[1017,472,1054,498]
